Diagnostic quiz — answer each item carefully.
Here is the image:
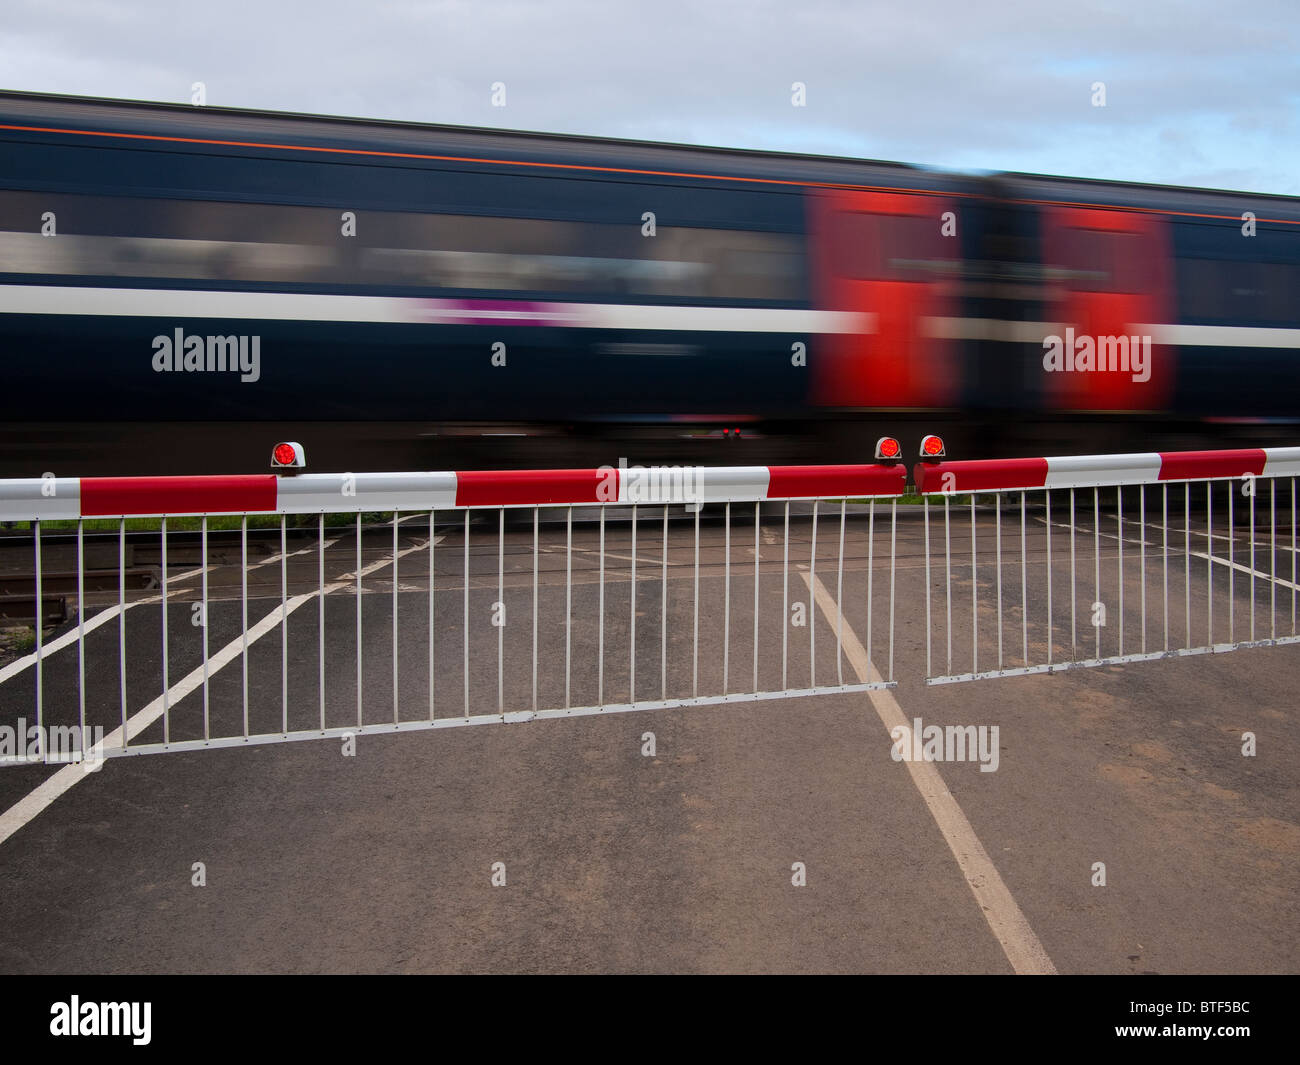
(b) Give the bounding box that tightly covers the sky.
[2,0,1298,195]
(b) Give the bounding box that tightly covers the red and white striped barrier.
[0,463,909,521]
[913,446,1300,495]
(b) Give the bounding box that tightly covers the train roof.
[0,89,961,193]
[3,91,1297,221]
[996,170,1300,222]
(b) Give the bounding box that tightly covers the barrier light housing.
[875,436,901,462]
[920,434,946,460]
[272,441,306,469]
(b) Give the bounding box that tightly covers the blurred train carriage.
[0,90,1297,475]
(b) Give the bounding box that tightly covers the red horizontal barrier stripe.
[80,475,278,516]
[454,468,614,507]
[767,464,907,498]
[1158,449,1266,481]
[913,458,1049,494]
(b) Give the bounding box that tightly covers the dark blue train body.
[0,91,1297,475]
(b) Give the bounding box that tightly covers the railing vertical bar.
[836,500,846,686]
[753,501,761,694]
[1229,486,1235,643]
[281,515,288,735]
[1094,488,1101,661]
[1019,492,1028,666]
[1250,479,1256,644]
[498,507,505,718]
[241,516,249,739]
[630,504,638,704]
[357,514,364,729]
[723,502,730,694]
[782,502,790,691]
[394,513,401,725]
[200,516,208,741]
[1069,490,1076,660]
[1045,490,1053,665]
[693,504,700,699]
[888,499,897,682]
[1163,485,1170,652]
[995,494,1003,669]
[1117,488,1124,658]
[810,499,819,687]
[1271,479,1277,641]
[661,508,668,699]
[463,511,470,718]
[319,513,326,732]
[77,519,86,740]
[598,506,606,706]
[162,516,169,746]
[436,509,441,723]
[119,518,127,750]
[565,506,573,708]
[971,496,978,676]
[1185,484,1192,648]
[1139,487,1146,654]
[34,519,42,757]
[532,507,539,714]
[1206,483,1213,647]
[944,495,952,674]
[866,499,875,676]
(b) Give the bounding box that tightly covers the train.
[1,89,1299,477]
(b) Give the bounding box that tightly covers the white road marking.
[0,534,440,849]
[1033,515,1300,591]
[805,570,1058,976]
[0,539,338,685]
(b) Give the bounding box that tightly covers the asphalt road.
[0,501,1295,973]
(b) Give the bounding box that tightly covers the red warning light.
[875,436,901,461]
[920,434,946,460]
[271,441,305,469]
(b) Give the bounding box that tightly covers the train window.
[1054,227,1146,293]
[1176,258,1300,325]
[0,188,800,300]
[0,188,803,301]
[834,211,949,281]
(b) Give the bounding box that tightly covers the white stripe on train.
[4,285,1300,347]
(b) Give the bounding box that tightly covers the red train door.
[809,189,959,411]
[1038,206,1173,411]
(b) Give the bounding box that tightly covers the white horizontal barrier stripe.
[0,478,81,521]
[1044,453,1161,489]
[0,285,868,334]
[694,466,771,502]
[920,318,1067,342]
[276,472,457,513]
[615,465,711,504]
[1140,324,1300,348]
[1262,447,1300,478]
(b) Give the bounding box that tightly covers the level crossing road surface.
[0,503,1295,973]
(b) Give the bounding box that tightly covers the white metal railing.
[0,462,905,764]
[913,447,1300,684]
